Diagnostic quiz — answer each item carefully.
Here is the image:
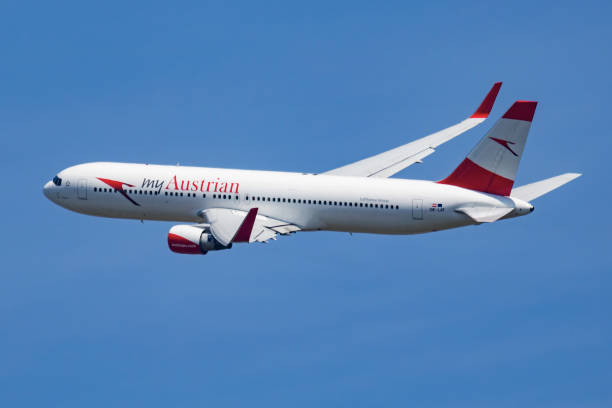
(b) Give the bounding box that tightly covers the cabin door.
[77,179,88,200]
[412,199,423,220]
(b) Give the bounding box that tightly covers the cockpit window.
[52,176,62,186]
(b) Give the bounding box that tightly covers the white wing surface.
[200,208,300,245]
[324,82,502,178]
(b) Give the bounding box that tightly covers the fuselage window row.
[93,186,400,209]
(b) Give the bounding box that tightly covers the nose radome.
[43,181,54,200]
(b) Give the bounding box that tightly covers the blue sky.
[1,1,610,406]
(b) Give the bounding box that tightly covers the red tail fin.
[439,101,537,196]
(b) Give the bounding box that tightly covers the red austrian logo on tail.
[97,177,141,206]
[490,137,518,157]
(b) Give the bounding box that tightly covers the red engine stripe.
[438,158,514,196]
[168,233,204,254]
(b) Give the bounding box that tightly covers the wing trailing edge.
[323,82,502,178]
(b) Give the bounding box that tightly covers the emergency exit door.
[412,199,423,220]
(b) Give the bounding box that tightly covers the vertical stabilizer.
[439,101,537,196]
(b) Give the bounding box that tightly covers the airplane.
[43,82,581,255]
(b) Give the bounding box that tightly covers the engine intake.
[168,225,231,255]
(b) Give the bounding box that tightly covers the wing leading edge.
[323,82,502,178]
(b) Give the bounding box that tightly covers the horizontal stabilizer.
[456,206,513,223]
[511,173,581,201]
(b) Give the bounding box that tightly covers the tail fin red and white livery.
[439,100,537,196]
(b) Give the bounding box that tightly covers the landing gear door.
[77,179,88,200]
[412,199,423,220]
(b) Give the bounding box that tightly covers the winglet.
[470,82,502,118]
[232,208,258,243]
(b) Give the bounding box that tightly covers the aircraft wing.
[199,208,301,246]
[323,82,502,178]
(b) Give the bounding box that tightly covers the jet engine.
[168,225,231,254]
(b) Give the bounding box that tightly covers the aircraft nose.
[43,181,54,201]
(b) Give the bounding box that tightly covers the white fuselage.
[43,162,533,235]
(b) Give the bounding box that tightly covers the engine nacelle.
[168,225,231,255]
